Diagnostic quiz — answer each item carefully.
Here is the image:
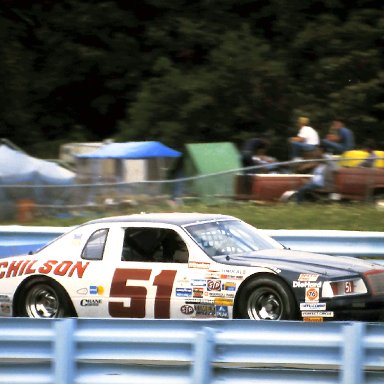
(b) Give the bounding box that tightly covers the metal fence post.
[192,327,216,384]
[341,322,365,384]
[53,318,76,384]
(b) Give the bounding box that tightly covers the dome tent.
[0,145,75,218]
[0,145,75,185]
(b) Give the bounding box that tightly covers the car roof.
[86,212,237,226]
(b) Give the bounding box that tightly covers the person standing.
[289,116,320,160]
[322,119,354,154]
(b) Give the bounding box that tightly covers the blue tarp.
[76,141,182,159]
[0,145,75,185]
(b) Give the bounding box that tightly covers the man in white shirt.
[289,116,320,159]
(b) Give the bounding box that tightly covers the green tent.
[182,142,241,199]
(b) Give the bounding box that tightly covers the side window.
[82,229,108,260]
[121,228,189,263]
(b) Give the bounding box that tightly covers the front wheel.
[236,276,297,320]
[15,278,75,318]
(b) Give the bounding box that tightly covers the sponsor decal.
[206,272,221,279]
[72,234,82,245]
[206,291,235,298]
[293,281,322,288]
[207,279,221,291]
[215,305,229,319]
[0,295,10,302]
[214,298,234,306]
[303,317,323,322]
[188,261,210,269]
[302,311,334,318]
[176,288,192,297]
[0,259,89,279]
[305,287,319,302]
[191,279,207,287]
[222,282,236,291]
[77,288,88,295]
[220,274,243,280]
[186,298,214,304]
[300,302,326,311]
[80,299,102,307]
[175,277,190,287]
[180,305,194,315]
[193,287,204,298]
[194,304,215,317]
[298,273,319,282]
[90,286,104,295]
[222,268,246,274]
[90,286,97,294]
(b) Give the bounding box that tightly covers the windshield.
[185,219,284,257]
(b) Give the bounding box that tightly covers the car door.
[107,225,210,319]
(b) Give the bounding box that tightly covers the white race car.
[0,213,383,321]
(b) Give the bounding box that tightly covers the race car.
[0,212,383,322]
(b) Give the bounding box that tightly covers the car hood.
[218,248,382,278]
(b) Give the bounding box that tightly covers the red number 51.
[109,268,177,318]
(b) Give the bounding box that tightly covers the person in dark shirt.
[241,138,277,173]
[322,119,354,154]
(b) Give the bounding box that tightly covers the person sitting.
[321,119,354,154]
[359,139,378,168]
[295,145,336,203]
[289,116,320,160]
[241,138,277,173]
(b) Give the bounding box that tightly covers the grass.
[3,201,383,231]
[175,201,384,231]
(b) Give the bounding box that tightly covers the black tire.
[236,275,298,320]
[15,277,76,318]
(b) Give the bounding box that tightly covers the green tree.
[287,10,384,141]
[1,1,143,156]
[0,7,40,146]
[118,25,290,156]
[1,0,383,157]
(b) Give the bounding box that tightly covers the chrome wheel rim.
[247,288,283,320]
[25,284,60,318]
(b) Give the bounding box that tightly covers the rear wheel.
[236,275,297,320]
[15,278,75,318]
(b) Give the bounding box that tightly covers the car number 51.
[109,268,177,318]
